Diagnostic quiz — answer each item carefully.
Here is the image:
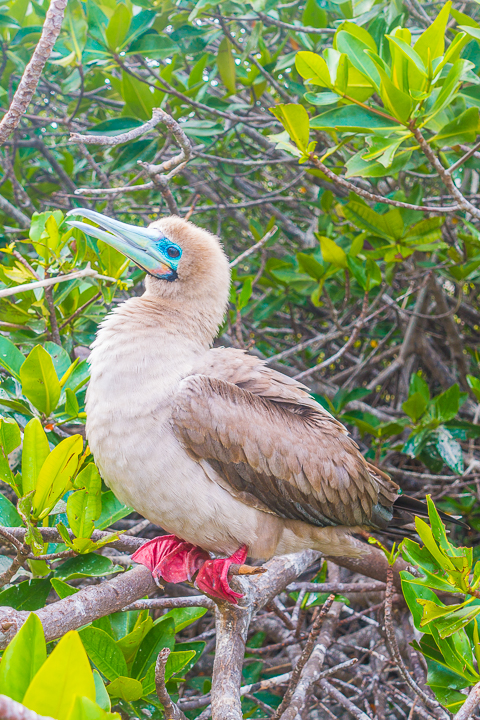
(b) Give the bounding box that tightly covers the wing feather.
[172,350,399,530]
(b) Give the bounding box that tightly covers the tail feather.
[392,493,468,529]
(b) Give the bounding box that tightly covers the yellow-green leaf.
[105,3,132,51]
[32,435,83,519]
[23,631,96,720]
[20,346,61,417]
[414,1,452,65]
[295,51,332,88]
[22,418,50,496]
[319,236,347,268]
[217,37,236,94]
[270,104,310,152]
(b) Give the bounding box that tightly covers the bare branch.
[0,265,118,299]
[0,0,68,145]
[69,108,166,146]
[310,154,459,214]
[453,682,480,720]
[229,226,277,268]
[0,695,55,720]
[156,648,188,720]
[0,194,30,226]
[0,564,156,649]
[273,594,336,719]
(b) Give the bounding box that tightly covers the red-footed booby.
[66,209,462,603]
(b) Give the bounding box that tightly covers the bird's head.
[66,210,230,318]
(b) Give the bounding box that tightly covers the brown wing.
[172,349,398,529]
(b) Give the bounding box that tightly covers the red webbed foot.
[131,534,209,584]
[131,536,248,604]
[195,545,248,604]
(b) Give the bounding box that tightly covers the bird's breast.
[85,312,206,512]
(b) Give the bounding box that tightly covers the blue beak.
[66,209,180,280]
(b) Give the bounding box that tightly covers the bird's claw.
[131,535,248,604]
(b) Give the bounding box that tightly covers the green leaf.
[23,631,96,720]
[302,0,327,31]
[0,613,46,702]
[336,32,379,89]
[297,252,325,280]
[295,51,332,88]
[132,617,175,681]
[433,107,479,147]
[468,375,480,403]
[43,342,71,380]
[0,336,25,381]
[93,670,111,712]
[414,1,451,65]
[116,616,153,666]
[127,33,179,59]
[51,578,79,599]
[66,695,111,720]
[402,392,428,422]
[105,3,131,50]
[217,37,236,94]
[426,659,469,712]
[0,579,51,611]
[121,72,162,121]
[319,235,347,267]
[238,277,253,310]
[32,435,83,519]
[410,373,430,401]
[106,676,143,701]
[141,650,196,695]
[110,139,157,173]
[95,491,132,530]
[0,494,22,526]
[55,553,120,581]
[85,117,143,138]
[311,105,401,133]
[0,418,21,492]
[304,91,339,106]
[20,346,61,417]
[434,384,462,423]
[22,418,50,496]
[163,607,208,633]
[79,627,128,681]
[427,60,473,120]
[435,428,464,475]
[270,104,310,152]
[345,148,412,178]
[67,463,102,539]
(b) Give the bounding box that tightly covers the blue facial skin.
[152,237,182,281]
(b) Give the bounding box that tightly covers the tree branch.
[0,0,68,145]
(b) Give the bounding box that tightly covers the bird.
[66,209,463,604]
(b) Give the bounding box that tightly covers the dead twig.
[155,648,188,720]
[273,594,336,719]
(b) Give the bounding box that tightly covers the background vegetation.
[1,0,480,718]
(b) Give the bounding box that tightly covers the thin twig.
[230,226,277,268]
[155,648,188,720]
[385,566,448,720]
[273,594,336,719]
[0,265,118,298]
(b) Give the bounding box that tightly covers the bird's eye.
[166,246,181,259]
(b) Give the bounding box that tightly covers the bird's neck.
[92,294,219,367]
